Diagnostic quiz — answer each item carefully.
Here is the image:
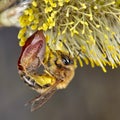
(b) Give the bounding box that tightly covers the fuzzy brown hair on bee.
[45,50,76,89]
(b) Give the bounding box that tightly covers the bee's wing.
[30,88,56,112]
[25,80,61,111]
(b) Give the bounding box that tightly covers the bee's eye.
[62,56,73,65]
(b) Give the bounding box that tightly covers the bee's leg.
[39,58,47,68]
[39,58,55,77]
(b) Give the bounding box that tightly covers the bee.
[18,30,76,111]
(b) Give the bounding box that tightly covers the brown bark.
[0,0,17,12]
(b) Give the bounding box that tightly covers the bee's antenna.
[46,43,58,57]
[58,39,71,56]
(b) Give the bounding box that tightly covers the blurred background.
[0,27,120,120]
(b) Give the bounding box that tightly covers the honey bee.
[18,30,76,111]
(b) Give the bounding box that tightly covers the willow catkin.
[18,0,120,72]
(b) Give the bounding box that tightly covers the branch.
[0,0,30,27]
[0,0,17,12]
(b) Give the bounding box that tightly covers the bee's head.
[54,51,75,69]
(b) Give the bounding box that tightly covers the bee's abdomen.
[19,71,42,89]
